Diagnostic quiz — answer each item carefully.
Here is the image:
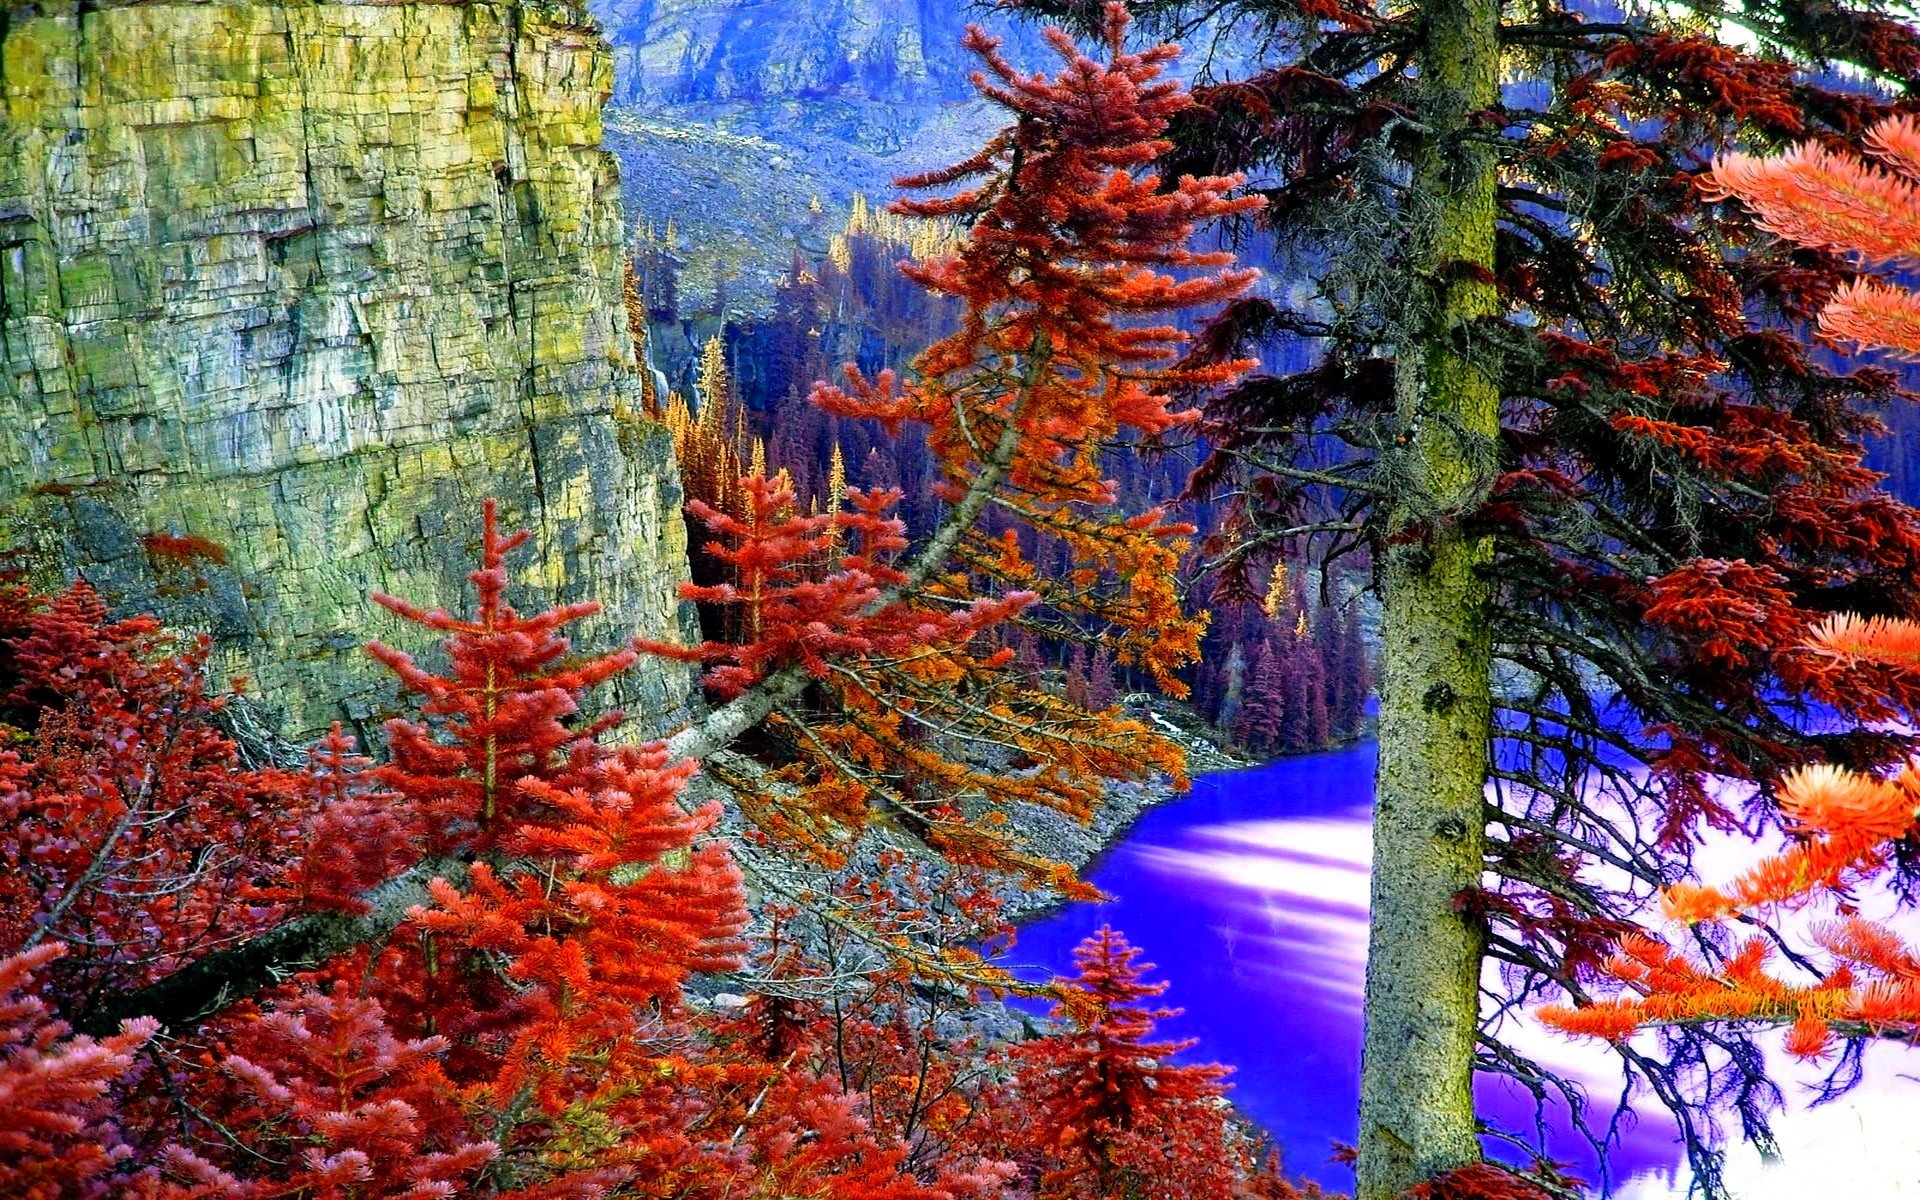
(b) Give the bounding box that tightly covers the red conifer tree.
[1006,926,1240,1200]
[298,506,750,1195]
[1235,639,1286,754]
[641,3,1260,901]
[367,499,638,853]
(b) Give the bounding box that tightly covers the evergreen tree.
[1086,648,1120,712]
[1236,638,1286,754]
[1550,112,1920,1089]
[1012,0,1920,1192]
[1006,927,1240,1200]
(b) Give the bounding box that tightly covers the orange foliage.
[642,4,1256,891]
[1705,115,1920,357]
[1546,613,1920,1059]
[1543,115,1920,1065]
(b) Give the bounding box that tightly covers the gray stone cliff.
[0,0,699,740]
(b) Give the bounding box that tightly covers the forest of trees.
[11,1,1920,1199]
[643,193,1374,756]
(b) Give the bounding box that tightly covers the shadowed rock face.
[0,0,700,742]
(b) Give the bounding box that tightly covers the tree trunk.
[1355,0,1501,1194]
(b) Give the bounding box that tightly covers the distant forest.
[637,205,1373,756]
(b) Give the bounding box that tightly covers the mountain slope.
[591,0,1047,316]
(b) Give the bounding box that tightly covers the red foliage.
[1642,559,1802,673]
[805,0,1260,695]
[271,724,419,914]
[0,945,153,1199]
[1404,1162,1557,1200]
[138,533,228,568]
[368,498,637,853]
[0,584,316,1009]
[1006,926,1240,1199]
[1603,35,1802,135]
[641,473,1032,699]
[150,983,494,1198]
[1546,115,1920,1069]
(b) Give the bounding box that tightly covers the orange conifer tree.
[646,2,1261,892]
[1002,926,1242,1200]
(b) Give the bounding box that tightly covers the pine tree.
[698,334,734,424]
[1235,639,1285,754]
[1011,0,1920,1189]
[1085,649,1119,712]
[1064,644,1092,710]
[639,4,1261,898]
[366,499,637,853]
[1006,927,1239,1200]
[141,506,751,1196]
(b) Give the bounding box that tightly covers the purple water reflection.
[1005,743,1683,1193]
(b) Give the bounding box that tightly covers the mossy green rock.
[0,0,699,740]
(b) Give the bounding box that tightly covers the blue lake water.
[1005,743,1683,1193]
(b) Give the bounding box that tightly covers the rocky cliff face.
[0,0,699,741]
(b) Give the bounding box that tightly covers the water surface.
[1007,743,1684,1191]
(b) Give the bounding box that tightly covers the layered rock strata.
[0,0,697,739]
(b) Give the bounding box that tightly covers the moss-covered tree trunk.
[1355,0,1502,1195]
